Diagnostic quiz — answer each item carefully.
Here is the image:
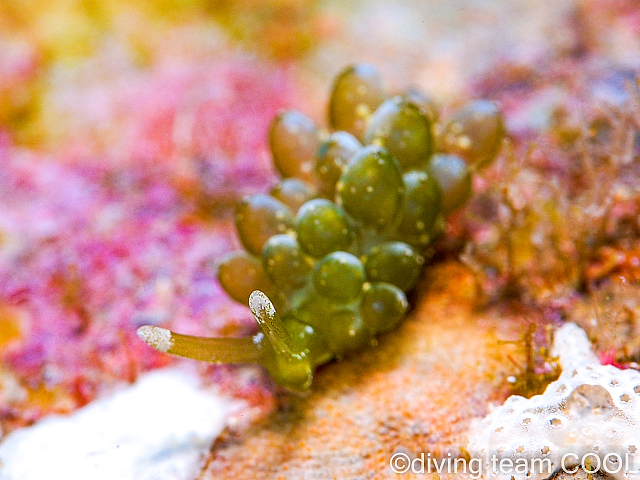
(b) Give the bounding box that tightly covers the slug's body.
[137,64,505,392]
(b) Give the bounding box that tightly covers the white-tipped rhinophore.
[137,326,174,353]
[248,290,294,356]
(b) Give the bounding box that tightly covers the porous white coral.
[468,323,640,480]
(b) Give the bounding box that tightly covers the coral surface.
[469,323,640,480]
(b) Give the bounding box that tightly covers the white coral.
[468,323,640,480]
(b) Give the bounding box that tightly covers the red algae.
[0,55,300,431]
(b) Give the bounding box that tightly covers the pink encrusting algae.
[0,55,300,430]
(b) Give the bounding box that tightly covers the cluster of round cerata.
[137,64,504,392]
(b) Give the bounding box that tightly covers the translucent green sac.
[402,86,439,123]
[312,251,365,303]
[364,96,434,170]
[296,198,353,258]
[361,282,408,335]
[315,131,361,197]
[336,146,404,229]
[364,242,424,292]
[235,194,295,255]
[270,110,322,183]
[217,251,273,304]
[324,310,371,357]
[425,154,472,214]
[290,293,335,331]
[270,178,317,213]
[262,234,313,290]
[442,99,505,168]
[328,64,387,141]
[282,315,332,366]
[397,170,442,242]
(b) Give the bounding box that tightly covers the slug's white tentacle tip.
[249,290,276,319]
[137,325,174,353]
